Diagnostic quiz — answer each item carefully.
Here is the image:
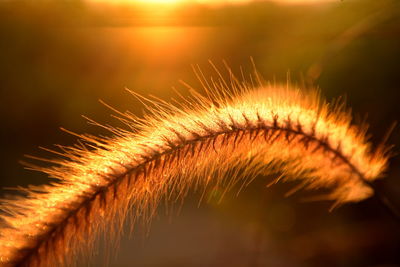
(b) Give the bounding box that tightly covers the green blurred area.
[0,0,400,266]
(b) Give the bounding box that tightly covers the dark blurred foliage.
[0,0,400,266]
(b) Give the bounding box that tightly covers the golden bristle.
[0,74,389,266]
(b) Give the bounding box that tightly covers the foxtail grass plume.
[0,67,390,266]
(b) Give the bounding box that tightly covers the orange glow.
[270,0,335,4]
[86,0,333,4]
[135,0,183,2]
[88,0,184,3]
[86,0,254,4]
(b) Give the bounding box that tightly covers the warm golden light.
[86,0,334,4]
[270,0,335,4]
[86,0,253,4]
[87,0,183,3]
[136,0,182,2]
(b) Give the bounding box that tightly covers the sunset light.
[86,0,335,5]
[86,0,254,4]
[86,0,184,3]
[2,0,399,265]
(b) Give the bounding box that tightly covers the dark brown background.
[0,0,399,266]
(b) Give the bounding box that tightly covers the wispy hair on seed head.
[0,64,391,266]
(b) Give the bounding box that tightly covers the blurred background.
[1,0,400,266]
